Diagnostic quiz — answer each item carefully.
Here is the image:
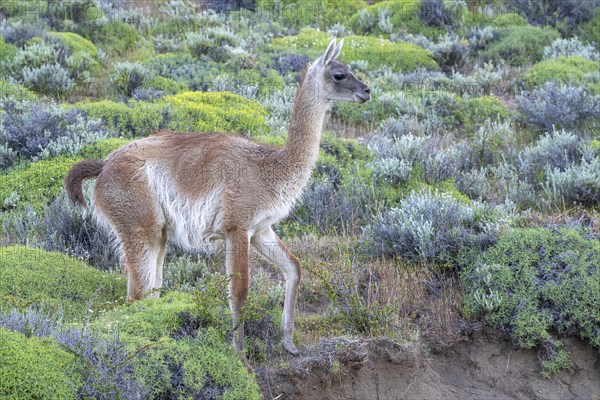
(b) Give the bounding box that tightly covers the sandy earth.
[257,336,600,400]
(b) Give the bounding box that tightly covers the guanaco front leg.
[225,228,250,355]
[252,227,301,355]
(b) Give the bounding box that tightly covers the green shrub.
[47,31,98,56]
[78,20,138,56]
[258,0,367,29]
[348,0,444,37]
[0,80,36,101]
[0,36,17,64]
[0,246,126,320]
[487,12,528,27]
[522,56,600,87]
[270,28,438,72]
[458,95,511,129]
[578,8,600,50]
[0,156,78,211]
[78,138,130,159]
[142,75,189,95]
[0,328,81,399]
[461,228,600,375]
[165,91,268,135]
[74,100,166,137]
[110,62,154,98]
[481,25,561,66]
[99,292,261,399]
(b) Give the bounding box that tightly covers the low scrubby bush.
[99,292,261,399]
[543,157,600,208]
[73,100,166,137]
[270,28,439,72]
[517,81,600,130]
[144,52,221,91]
[6,33,100,97]
[0,156,79,211]
[461,228,600,376]
[166,91,268,135]
[480,25,560,66]
[0,328,82,399]
[0,246,126,320]
[365,189,513,264]
[258,0,366,29]
[0,80,36,101]
[523,56,599,87]
[0,99,106,169]
[110,62,154,98]
[543,38,599,61]
[348,0,447,37]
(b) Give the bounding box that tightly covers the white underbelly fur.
[145,164,224,251]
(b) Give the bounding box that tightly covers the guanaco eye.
[333,73,346,81]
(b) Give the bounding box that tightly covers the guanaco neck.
[280,70,330,180]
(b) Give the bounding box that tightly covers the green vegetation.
[258,0,367,29]
[47,31,98,56]
[99,293,261,399]
[0,156,79,211]
[482,25,561,66]
[0,246,126,320]
[461,228,600,376]
[0,80,36,101]
[271,28,439,72]
[74,100,166,137]
[0,328,81,399]
[348,0,446,37]
[523,56,600,87]
[166,91,268,135]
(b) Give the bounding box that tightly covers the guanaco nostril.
[364,87,371,94]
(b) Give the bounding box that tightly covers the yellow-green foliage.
[472,12,528,27]
[271,28,438,72]
[0,156,78,211]
[523,56,600,87]
[81,20,139,56]
[143,75,189,95]
[0,246,126,320]
[78,138,131,159]
[0,80,36,101]
[99,293,261,399]
[482,25,561,66]
[0,36,17,62]
[166,91,268,135]
[74,100,166,137]
[48,32,98,55]
[0,328,81,399]
[459,95,511,128]
[257,0,367,28]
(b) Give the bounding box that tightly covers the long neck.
[281,73,329,173]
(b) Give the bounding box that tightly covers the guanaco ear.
[329,39,343,62]
[319,39,338,66]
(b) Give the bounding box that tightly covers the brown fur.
[64,159,104,208]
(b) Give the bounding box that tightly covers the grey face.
[324,60,371,104]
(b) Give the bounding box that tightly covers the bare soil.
[257,335,600,400]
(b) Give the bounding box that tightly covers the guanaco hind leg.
[252,227,300,355]
[225,228,250,354]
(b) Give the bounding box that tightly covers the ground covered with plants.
[0,1,598,399]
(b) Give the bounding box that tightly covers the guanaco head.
[311,39,371,104]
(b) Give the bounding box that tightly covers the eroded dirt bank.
[257,336,600,400]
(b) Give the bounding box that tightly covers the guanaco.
[65,39,370,357]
